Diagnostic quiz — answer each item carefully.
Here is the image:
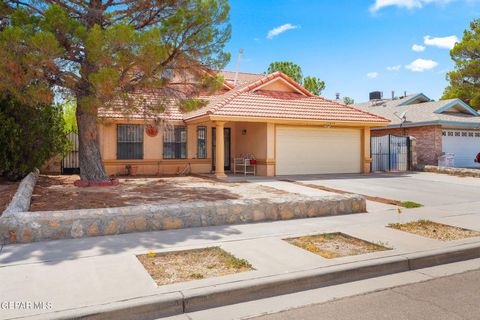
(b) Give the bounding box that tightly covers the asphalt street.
[250,269,480,320]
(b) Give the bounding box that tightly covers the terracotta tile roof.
[98,93,184,121]
[98,104,184,121]
[219,70,265,86]
[185,72,314,119]
[182,72,268,119]
[98,71,389,124]
[201,90,390,123]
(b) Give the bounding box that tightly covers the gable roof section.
[184,72,313,119]
[355,93,429,109]
[434,99,479,116]
[354,98,480,128]
[244,72,313,96]
[398,93,431,106]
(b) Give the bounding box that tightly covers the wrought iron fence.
[61,131,80,174]
[371,135,410,172]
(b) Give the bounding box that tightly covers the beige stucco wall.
[100,122,117,160]
[99,120,215,175]
[259,80,296,92]
[96,119,371,177]
[233,122,276,176]
[235,122,267,159]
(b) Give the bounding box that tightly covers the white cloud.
[367,72,379,78]
[424,35,459,49]
[370,0,454,13]
[412,44,426,52]
[386,65,402,71]
[267,24,299,39]
[405,58,439,72]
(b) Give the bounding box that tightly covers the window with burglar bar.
[117,124,144,160]
[197,126,207,159]
[163,126,187,159]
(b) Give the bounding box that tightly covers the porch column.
[215,121,227,178]
[362,127,371,173]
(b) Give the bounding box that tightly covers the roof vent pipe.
[335,92,340,100]
[233,48,244,86]
[391,90,395,100]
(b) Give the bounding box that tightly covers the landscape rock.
[2,169,39,217]
[419,165,480,178]
[0,194,366,244]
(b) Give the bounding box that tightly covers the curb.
[21,241,480,320]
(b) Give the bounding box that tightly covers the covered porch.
[200,120,276,178]
[190,118,373,179]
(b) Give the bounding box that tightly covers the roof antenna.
[233,48,244,86]
[394,110,408,123]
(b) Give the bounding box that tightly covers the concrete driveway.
[279,172,480,207]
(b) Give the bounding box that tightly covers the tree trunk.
[76,99,109,181]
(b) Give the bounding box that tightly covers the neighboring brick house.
[355,93,480,168]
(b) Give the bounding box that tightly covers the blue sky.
[223,0,480,102]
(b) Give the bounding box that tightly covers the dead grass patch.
[29,175,291,211]
[137,247,253,286]
[388,220,480,241]
[285,232,390,259]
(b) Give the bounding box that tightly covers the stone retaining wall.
[0,195,366,244]
[419,165,480,178]
[2,169,39,217]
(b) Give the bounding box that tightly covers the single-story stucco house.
[354,93,480,168]
[96,71,389,178]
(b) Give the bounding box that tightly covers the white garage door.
[276,126,361,175]
[442,130,480,168]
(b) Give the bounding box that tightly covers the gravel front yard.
[29,175,295,212]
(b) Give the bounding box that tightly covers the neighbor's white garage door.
[276,126,361,175]
[442,129,480,168]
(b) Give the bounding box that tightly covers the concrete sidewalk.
[1,197,480,319]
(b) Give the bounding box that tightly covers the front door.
[212,128,231,171]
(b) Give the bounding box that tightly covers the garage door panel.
[442,130,480,168]
[276,126,361,175]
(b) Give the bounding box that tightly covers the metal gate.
[61,132,80,174]
[371,135,410,172]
